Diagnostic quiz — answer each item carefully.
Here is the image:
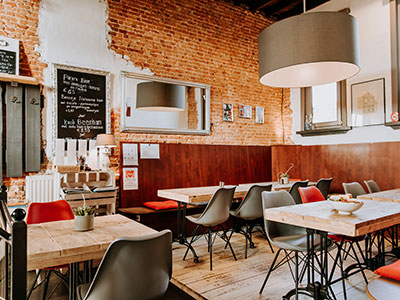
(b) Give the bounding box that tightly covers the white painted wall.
[37,0,151,159]
[290,0,400,145]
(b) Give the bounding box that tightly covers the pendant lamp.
[136,81,185,111]
[258,9,360,88]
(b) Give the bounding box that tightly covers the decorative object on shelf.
[96,134,116,170]
[73,206,95,231]
[0,36,19,75]
[255,107,264,124]
[351,78,385,127]
[278,163,294,184]
[258,2,360,88]
[77,155,86,171]
[304,114,315,130]
[223,103,233,122]
[239,104,252,119]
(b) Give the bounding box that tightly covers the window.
[298,81,350,135]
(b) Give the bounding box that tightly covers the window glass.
[311,83,338,123]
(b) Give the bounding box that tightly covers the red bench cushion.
[143,200,178,210]
[375,259,400,281]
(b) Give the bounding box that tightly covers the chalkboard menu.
[57,68,108,139]
[0,49,17,74]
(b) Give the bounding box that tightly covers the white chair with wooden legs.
[183,186,237,271]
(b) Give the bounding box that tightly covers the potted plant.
[278,163,294,184]
[73,206,95,231]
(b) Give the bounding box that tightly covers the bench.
[367,277,400,299]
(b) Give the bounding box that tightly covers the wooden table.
[28,214,156,299]
[264,200,400,299]
[358,188,400,202]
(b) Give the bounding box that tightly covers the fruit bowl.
[328,195,363,214]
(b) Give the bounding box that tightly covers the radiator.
[25,174,59,203]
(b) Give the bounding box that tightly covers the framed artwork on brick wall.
[223,103,233,122]
[255,107,264,124]
[239,104,252,119]
[351,78,385,127]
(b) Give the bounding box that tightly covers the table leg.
[69,262,79,300]
[177,201,183,244]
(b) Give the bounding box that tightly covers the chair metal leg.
[42,270,51,300]
[295,251,299,300]
[259,248,282,294]
[222,226,237,261]
[245,223,249,259]
[208,227,213,271]
[27,269,42,300]
[183,224,200,261]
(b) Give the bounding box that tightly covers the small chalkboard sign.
[55,65,110,139]
[0,36,19,75]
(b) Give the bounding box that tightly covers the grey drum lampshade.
[136,81,185,111]
[258,11,360,88]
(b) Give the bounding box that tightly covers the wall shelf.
[0,73,39,85]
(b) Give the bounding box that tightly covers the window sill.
[385,122,400,130]
[296,127,352,137]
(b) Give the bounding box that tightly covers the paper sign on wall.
[122,143,138,166]
[123,167,138,190]
[140,144,160,159]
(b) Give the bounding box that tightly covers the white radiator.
[25,174,59,203]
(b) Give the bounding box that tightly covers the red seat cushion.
[375,259,400,281]
[143,200,178,210]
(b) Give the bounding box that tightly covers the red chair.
[298,187,367,298]
[27,200,74,300]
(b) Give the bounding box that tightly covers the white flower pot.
[280,176,289,184]
[74,215,94,231]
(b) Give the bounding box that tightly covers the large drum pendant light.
[136,81,185,111]
[258,11,360,88]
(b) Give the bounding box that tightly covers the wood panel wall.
[271,142,400,193]
[120,143,272,207]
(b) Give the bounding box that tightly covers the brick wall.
[0,0,292,201]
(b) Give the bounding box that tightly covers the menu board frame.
[52,64,111,153]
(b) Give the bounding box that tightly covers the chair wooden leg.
[259,248,282,294]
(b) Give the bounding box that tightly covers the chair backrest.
[83,230,172,300]
[288,180,309,204]
[26,200,74,225]
[261,190,305,243]
[234,184,272,220]
[315,178,333,199]
[364,180,381,194]
[299,186,325,204]
[195,186,236,226]
[342,182,366,198]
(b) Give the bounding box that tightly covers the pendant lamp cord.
[303,0,306,13]
[281,88,285,144]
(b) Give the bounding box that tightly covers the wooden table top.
[158,181,316,204]
[27,214,156,271]
[264,200,400,237]
[358,188,400,202]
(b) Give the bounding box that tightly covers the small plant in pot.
[278,163,294,184]
[73,206,95,231]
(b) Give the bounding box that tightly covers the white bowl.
[328,199,363,214]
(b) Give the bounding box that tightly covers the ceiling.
[232,0,330,21]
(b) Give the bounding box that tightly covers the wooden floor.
[172,231,379,300]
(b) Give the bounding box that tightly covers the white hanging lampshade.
[136,81,185,111]
[258,11,360,88]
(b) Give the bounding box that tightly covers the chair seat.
[229,209,261,220]
[42,264,69,271]
[271,234,324,252]
[328,234,366,243]
[186,213,228,227]
[76,283,90,300]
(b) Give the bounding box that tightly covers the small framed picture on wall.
[223,103,233,122]
[255,107,264,124]
[239,104,252,119]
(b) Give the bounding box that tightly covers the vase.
[280,176,289,184]
[74,215,94,231]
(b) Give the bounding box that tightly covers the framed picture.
[223,103,233,122]
[255,107,264,124]
[239,104,252,119]
[351,78,385,127]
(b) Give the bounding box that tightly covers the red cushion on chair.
[143,200,178,210]
[374,259,400,281]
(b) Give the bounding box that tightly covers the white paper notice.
[55,139,65,165]
[78,139,87,156]
[123,168,138,190]
[140,144,160,159]
[122,143,138,166]
[66,139,77,165]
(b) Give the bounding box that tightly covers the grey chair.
[259,190,323,296]
[76,230,172,300]
[228,184,274,258]
[342,182,366,198]
[183,186,237,270]
[364,180,381,194]
[288,180,309,204]
[315,177,333,199]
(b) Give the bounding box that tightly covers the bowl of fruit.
[328,195,363,214]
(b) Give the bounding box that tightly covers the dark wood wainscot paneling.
[120,143,272,207]
[271,142,400,193]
